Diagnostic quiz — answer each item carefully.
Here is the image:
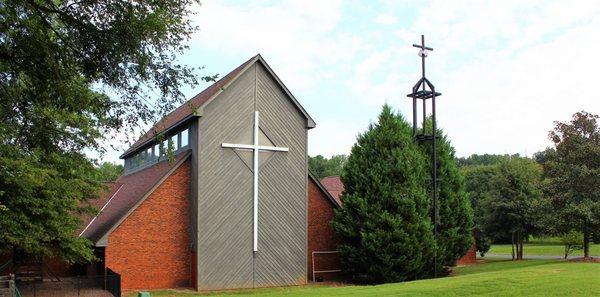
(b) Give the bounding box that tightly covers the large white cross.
[221,111,289,252]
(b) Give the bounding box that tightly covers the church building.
[79,55,343,292]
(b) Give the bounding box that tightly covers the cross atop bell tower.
[407,35,441,139]
[414,34,433,79]
[406,34,442,278]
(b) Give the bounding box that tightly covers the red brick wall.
[307,178,341,282]
[456,241,477,265]
[105,160,191,290]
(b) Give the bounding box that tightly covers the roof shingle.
[120,55,257,158]
[320,176,344,206]
[81,151,191,243]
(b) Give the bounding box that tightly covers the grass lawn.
[129,259,600,296]
[488,237,599,257]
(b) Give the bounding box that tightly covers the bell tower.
[406,34,442,277]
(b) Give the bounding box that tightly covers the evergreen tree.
[419,121,474,269]
[332,105,435,283]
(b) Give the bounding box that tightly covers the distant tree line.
[460,111,600,259]
[308,154,348,179]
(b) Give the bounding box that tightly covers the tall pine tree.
[332,105,435,283]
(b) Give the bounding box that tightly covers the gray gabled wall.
[194,62,308,290]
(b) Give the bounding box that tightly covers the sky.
[99,0,600,163]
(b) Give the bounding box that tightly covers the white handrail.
[311,251,341,282]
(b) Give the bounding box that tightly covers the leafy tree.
[560,231,583,259]
[0,0,205,262]
[456,154,519,167]
[420,120,473,268]
[332,105,435,283]
[543,111,600,258]
[461,165,496,256]
[480,158,543,260]
[89,162,124,182]
[308,154,348,179]
[533,148,554,165]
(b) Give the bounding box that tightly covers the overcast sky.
[99,0,600,163]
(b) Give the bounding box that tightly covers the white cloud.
[98,0,600,162]
[344,0,600,157]
[375,14,398,25]
[308,118,367,158]
[189,0,365,91]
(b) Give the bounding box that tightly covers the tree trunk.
[518,232,524,260]
[515,231,521,260]
[583,224,590,259]
[511,232,515,261]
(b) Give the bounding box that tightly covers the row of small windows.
[127,128,189,170]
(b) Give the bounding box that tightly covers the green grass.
[488,237,599,257]
[131,259,600,296]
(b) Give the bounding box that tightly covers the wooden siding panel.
[196,65,256,290]
[254,63,307,287]
[196,61,308,289]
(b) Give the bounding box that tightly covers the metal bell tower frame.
[406,35,441,278]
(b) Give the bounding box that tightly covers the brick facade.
[307,177,341,282]
[105,160,192,291]
[456,241,477,265]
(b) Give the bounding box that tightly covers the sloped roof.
[308,173,340,208]
[121,54,315,159]
[320,176,344,206]
[80,151,191,245]
[78,182,122,234]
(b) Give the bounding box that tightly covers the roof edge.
[120,55,260,159]
[308,172,341,208]
[193,54,261,117]
[254,55,316,129]
[120,54,315,159]
[93,151,192,246]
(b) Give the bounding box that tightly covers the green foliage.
[0,145,99,263]
[461,157,544,260]
[484,158,543,235]
[481,158,543,259]
[308,154,348,179]
[542,111,600,257]
[420,119,473,268]
[474,230,491,257]
[560,231,583,259]
[457,154,520,167]
[0,0,202,261]
[332,105,435,283]
[461,164,496,254]
[88,162,124,182]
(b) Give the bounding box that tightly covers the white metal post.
[253,111,259,252]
